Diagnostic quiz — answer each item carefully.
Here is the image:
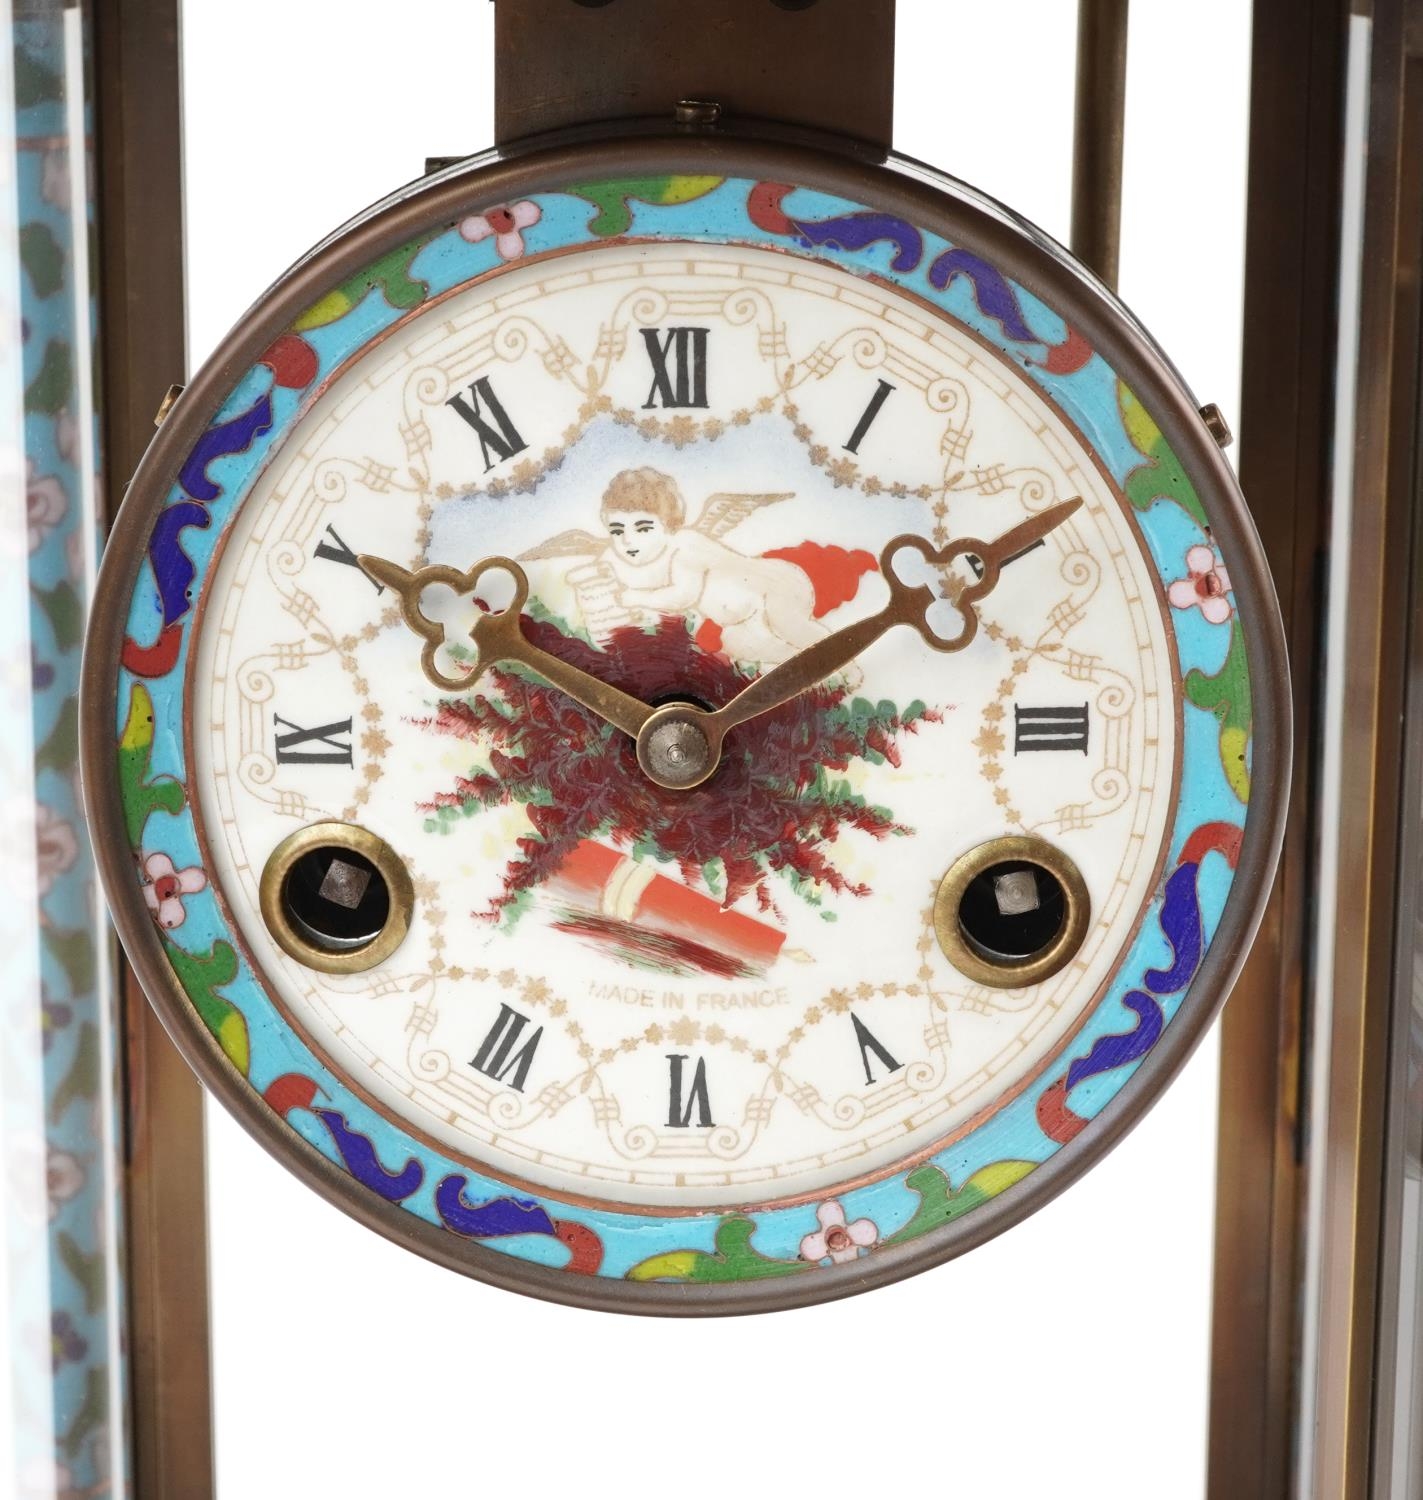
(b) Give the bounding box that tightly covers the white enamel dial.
[191,240,1176,1208]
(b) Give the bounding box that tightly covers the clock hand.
[707,499,1084,736]
[632,499,1082,790]
[358,553,657,740]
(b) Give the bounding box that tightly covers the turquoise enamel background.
[110,174,1253,1289]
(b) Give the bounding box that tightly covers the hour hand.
[358,553,655,739]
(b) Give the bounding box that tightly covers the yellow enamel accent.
[120,682,155,751]
[293,290,353,332]
[626,1250,699,1282]
[218,1014,250,1075]
[1120,386,1161,456]
[967,1159,1035,1198]
[661,175,724,205]
[1221,726,1251,801]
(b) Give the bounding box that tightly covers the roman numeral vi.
[445,375,528,471]
[666,1054,714,1128]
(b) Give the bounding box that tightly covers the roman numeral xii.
[641,326,709,409]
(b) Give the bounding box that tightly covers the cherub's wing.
[518,529,606,561]
[695,492,796,540]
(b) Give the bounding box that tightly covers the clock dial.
[86,155,1283,1306]
[191,241,1175,1207]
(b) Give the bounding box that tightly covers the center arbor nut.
[637,708,716,790]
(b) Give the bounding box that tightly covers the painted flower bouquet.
[417,615,942,973]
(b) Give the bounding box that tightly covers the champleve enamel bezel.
[81,129,1288,1313]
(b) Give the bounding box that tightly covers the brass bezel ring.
[934,836,1092,990]
[259,822,415,975]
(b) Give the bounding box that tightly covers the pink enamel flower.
[35,804,78,898]
[800,1199,879,1265]
[459,200,541,261]
[26,460,66,553]
[1168,544,1234,624]
[46,1148,84,1220]
[141,851,206,930]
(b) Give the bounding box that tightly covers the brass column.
[1070,0,1129,289]
[91,0,215,1494]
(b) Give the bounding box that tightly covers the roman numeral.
[1013,703,1090,754]
[666,1054,714,1128]
[641,326,709,409]
[470,1003,543,1092]
[844,379,896,454]
[314,524,382,590]
[851,1014,903,1086]
[273,715,353,765]
[445,375,528,471]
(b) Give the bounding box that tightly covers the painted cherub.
[522,467,876,668]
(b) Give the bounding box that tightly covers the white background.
[183,5,1251,1496]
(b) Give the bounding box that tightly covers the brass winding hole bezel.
[934,836,1091,990]
[259,822,414,975]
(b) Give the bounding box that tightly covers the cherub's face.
[604,510,670,567]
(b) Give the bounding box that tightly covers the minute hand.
[358,552,656,739]
[704,500,1082,737]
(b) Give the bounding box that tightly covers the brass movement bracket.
[493,0,896,149]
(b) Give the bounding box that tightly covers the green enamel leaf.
[58,1230,106,1316]
[14,42,62,106]
[1119,383,1208,527]
[1185,619,1252,802]
[59,1365,108,1460]
[627,1214,806,1285]
[20,222,64,298]
[883,1160,1036,1247]
[43,925,95,996]
[36,695,77,773]
[163,939,249,1075]
[295,236,433,330]
[34,578,84,651]
[568,175,723,238]
[25,337,72,415]
[117,683,185,846]
[50,1021,100,1121]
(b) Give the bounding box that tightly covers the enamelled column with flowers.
[5,15,129,1498]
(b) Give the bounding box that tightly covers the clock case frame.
[81,120,1290,1315]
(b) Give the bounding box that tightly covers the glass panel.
[1385,1156,1423,1493]
[1,4,126,1497]
[1295,14,1373,1498]
[1380,187,1423,1497]
[1377,518,1423,1497]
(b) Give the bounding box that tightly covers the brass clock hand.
[633,499,1083,790]
[358,553,657,740]
[708,499,1083,734]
